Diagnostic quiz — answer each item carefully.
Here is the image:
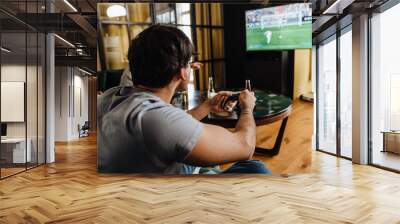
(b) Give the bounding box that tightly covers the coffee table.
[187,90,292,156]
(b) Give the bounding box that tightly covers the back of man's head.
[128,25,194,88]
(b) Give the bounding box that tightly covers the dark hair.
[128,25,194,88]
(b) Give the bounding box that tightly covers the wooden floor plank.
[1,101,400,223]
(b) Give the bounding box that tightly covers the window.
[370,3,400,171]
[317,36,337,155]
[339,28,352,158]
[316,24,353,159]
[155,4,175,24]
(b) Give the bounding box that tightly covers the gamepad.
[222,93,240,111]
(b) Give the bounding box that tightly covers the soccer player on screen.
[298,12,303,26]
[264,30,272,44]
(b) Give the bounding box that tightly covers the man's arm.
[187,99,212,120]
[187,92,232,120]
[184,90,256,166]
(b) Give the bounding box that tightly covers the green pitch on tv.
[246,3,312,51]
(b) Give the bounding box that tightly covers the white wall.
[55,66,69,141]
[1,65,39,137]
[55,67,89,141]
[71,72,89,138]
[1,63,46,164]
[293,49,312,99]
[1,65,26,138]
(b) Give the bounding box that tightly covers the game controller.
[222,93,240,112]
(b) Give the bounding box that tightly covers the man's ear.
[178,67,189,81]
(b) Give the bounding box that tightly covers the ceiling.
[0,0,98,72]
[311,0,390,42]
[0,0,393,71]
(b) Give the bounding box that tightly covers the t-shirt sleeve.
[141,106,203,163]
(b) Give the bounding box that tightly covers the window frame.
[315,24,353,161]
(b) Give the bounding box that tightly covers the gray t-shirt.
[119,67,133,87]
[97,86,202,174]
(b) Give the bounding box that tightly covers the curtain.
[194,3,224,90]
[98,3,150,70]
[127,3,151,23]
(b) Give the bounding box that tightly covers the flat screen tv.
[246,3,312,51]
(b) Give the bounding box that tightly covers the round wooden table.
[187,90,292,156]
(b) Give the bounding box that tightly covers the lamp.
[1,47,11,53]
[106,5,127,18]
[54,34,75,48]
[63,0,78,12]
[78,67,93,76]
[322,0,355,15]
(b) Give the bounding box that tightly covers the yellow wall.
[293,49,312,99]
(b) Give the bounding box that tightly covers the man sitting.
[97,25,270,174]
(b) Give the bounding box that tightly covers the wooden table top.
[186,90,292,128]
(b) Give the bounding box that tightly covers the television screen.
[246,3,312,51]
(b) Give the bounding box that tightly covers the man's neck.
[136,84,177,103]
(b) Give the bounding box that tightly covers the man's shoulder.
[142,103,195,127]
[97,86,122,103]
[98,87,156,106]
[144,103,185,117]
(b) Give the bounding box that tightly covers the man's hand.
[239,90,256,113]
[187,91,232,120]
[190,62,203,70]
[208,91,233,113]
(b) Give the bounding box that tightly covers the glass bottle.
[207,76,216,99]
[245,79,252,91]
[182,91,189,110]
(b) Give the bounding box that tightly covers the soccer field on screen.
[246,24,312,51]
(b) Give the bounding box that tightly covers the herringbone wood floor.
[1,101,400,223]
